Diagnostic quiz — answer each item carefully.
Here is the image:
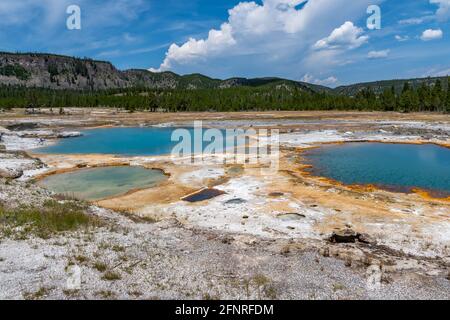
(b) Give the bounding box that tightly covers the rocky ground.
[1,179,449,300]
[0,110,449,300]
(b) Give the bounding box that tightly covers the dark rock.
[328,229,376,245]
[358,233,377,245]
[220,236,234,245]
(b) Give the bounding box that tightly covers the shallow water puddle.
[182,188,226,203]
[39,166,167,201]
[277,213,306,221]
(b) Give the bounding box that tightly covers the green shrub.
[0,200,99,238]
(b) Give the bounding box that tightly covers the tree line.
[0,78,449,113]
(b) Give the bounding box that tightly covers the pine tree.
[381,87,395,111]
[432,79,443,111]
[402,82,410,93]
[418,83,432,111]
[410,90,420,112]
[446,77,450,113]
[444,77,450,113]
[399,83,412,112]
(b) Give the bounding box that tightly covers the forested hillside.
[0,52,449,113]
[335,77,450,96]
[0,52,322,92]
[1,78,449,113]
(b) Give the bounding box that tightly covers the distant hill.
[334,77,450,96]
[0,51,447,95]
[0,52,327,93]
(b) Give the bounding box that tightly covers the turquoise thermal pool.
[38,166,167,201]
[302,143,450,197]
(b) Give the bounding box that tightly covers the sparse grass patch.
[118,209,158,224]
[93,262,108,272]
[332,283,345,292]
[253,274,270,287]
[63,289,80,298]
[128,290,143,297]
[23,287,52,300]
[202,293,220,300]
[264,285,278,300]
[112,245,125,252]
[74,255,89,264]
[0,200,100,238]
[119,255,129,262]
[102,271,121,281]
[96,290,116,299]
[252,274,274,299]
[242,279,251,299]
[98,242,110,250]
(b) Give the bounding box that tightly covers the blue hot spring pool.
[303,143,450,197]
[36,127,234,156]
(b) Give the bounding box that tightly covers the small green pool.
[39,166,167,201]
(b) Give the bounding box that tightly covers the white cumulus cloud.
[420,29,443,41]
[313,21,368,50]
[367,49,390,59]
[151,23,236,71]
[301,73,338,86]
[430,0,450,21]
[150,0,379,77]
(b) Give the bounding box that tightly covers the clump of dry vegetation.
[93,262,108,272]
[102,271,122,281]
[251,274,278,299]
[23,287,52,300]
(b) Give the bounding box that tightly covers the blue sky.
[0,0,449,86]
